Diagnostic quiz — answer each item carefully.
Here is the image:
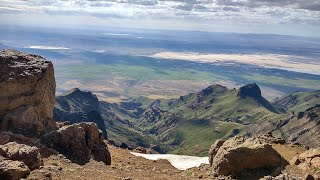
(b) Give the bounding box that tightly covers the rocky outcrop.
[293,148,320,171]
[237,83,279,113]
[273,90,320,113]
[200,84,228,96]
[0,158,30,180]
[237,83,262,99]
[54,88,108,138]
[249,104,320,148]
[0,50,111,169]
[41,122,111,165]
[209,135,284,179]
[0,49,56,137]
[0,131,37,146]
[0,142,43,170]
[209,139,225,167]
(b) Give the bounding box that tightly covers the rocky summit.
[0,50,111,180]
[54,88,108,138]
[0,49,56,137]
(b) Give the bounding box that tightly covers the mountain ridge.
[54,82,320,156]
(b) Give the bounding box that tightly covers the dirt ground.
[28,143,312,180]
[28,145,192,180]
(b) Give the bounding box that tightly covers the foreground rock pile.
[0,50,111,180]
[208,134,320,179]
[0,142,42,179]
[41,122,111,165]
[209,135,284,179]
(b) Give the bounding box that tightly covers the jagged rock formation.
[0,142,43,170]
[273,90,320,113]
[0,50,111,175]
[249,104,320,148]
[0,49,56,137]
[238,83,279,113]
[55,88,156,150]
[200,84,228,96]
[237,83,262,99]
[54,88,108,138]
[41,122,111,165]
[209,135,284,179]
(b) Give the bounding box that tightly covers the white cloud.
[0,0,319,36]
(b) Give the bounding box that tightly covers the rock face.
[209,139,225,167]
[54,88,108,138]
[0,50,111,168]
[209,136,284,179]
[0,131,37,146]
[0,142,43,170]
[237,83,279,113]
[200,84,228,96]
[0,49,56,136]
[237,83,262,99]
[41,122,111,165]
[274,105,320,148]
[273,90,320,113]
[0,159,30,180]
[249,104,320,148]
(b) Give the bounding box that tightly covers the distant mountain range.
[54,83,320,156]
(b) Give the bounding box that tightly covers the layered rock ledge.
[0,49,56,136]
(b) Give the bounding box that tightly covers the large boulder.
[0,158,30,180]
[0,142,43,170]
[209,136,283,179]
[41,122,111,165]
[0,49,57,137]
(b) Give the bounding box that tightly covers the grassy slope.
[273,90,320,113]
[100,101,158,148]
[136,85,283,156]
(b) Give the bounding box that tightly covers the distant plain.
[1,26,320,102]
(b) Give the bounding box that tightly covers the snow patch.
[130,152,209,170]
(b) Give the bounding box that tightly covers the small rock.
[304,174,315,180]
[0,159,30,180]
[0,142,43,170]
[121,177,132,180]
[290,156,300,165]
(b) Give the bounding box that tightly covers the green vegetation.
[58,64,226,81]
[169,121,245,156]
[132,84,286,156]
[273,90,320,113]
[242,74,320,90]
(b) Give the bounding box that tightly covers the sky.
[0,0,320,37]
